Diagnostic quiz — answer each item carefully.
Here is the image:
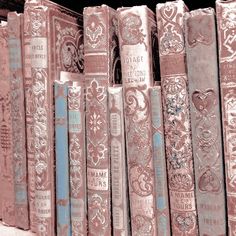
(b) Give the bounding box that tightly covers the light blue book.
[150,85,171,236]
[54,81,71,236]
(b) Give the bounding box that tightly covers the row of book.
[0,0,235,235]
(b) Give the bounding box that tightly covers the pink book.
[0,21,16,227]
[117,5,158,235]
[156,1,198,235]
[84,5,119,235]
[216,0,236,234]
[23,1,83,235]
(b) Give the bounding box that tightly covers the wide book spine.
[7,12,29,230]
[216,0,236,234]
[185,8,226,236]
[54,81,70,236]
[108,86,130,236]
[150,85,171,236]
[0,22,16,227]
[84,5,119,235]
[118,6,158,235]
[156,1,198,235]
[68,82,87,236]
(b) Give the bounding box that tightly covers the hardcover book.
[185,8,226,236]
[117,5,158,235]
[84,5,120,235]
[150,85,171,236]
[156,1,198,235]
[54,80,70,236]
[108,86,130,236]
[0,21,16,227]
[216,0,236,234]
[8,12,29,230]
[24,1,83,235]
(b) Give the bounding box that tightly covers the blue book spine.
[150,86,171,236]
[55,81,71,236]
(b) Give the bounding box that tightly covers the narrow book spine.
[68,83,87,236]
[108,86,130,236]
[185,8,226,236]
[0,23,16,227]
[8,12,29,230]
[84,5,119,235]
[150,85,171,236]
[23,3,37,232]
[118,6,158,235]
[216,1,236,234]
[54,81,70,236]
[156,1,198,235]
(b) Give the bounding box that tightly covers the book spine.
[84,5,119,235]
[0,23,16,227]
[7,12,29,230]
[185,8,226,236]
[156,1,198,235]
[118,6,158,235]
[216,1,236,234]
[150,86,171,236]
[68,83,87,236]
[23,3,37,232]
[54,81,70,236]
[108,86,130,236]
[24,2,55,235]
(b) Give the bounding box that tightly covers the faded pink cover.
[84,5,120,235]
[8,12,29,230]
[216,0,236,234]
[185,8,226,236]
[117,6,158,235]
[0,22,16,227]
[24,1,83,235]
[156,1,198,235]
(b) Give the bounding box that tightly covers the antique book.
[84,5,120,235]
[216,0,236,234]
[108,86,130,236]
[117,5,159,235]
[64,72,87,236]
[54,80,70,236]
[150,85,171,236]
[0,21,16,227]
[185,8,227,236]
[24,1,83,235]
[7,12,29,230]
[156,1,198,235]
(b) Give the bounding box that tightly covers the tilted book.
[216,0,236,234]
[108,86,130,236]
[54,80,70,236]
[0,21,16,227]
[150,85,171,236]
[84,5,120,235]
[117,6,158,235]
[185,8,226,236]
[156,1,198,235]
[7,12,29,230]
[24,1,83,235]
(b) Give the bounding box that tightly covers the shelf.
[0,222,35,236]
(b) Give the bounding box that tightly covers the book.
[108,86,130,236]
[7,11,29,230]
[117,5,158,235]
[84,5,120,235]
[0,21,16,227]
[216,0,236,234]
[185,7,227,236]
[150,85,171,236]
[24,1,83,235]
[54,80,70,236]
[156,1,198,235]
